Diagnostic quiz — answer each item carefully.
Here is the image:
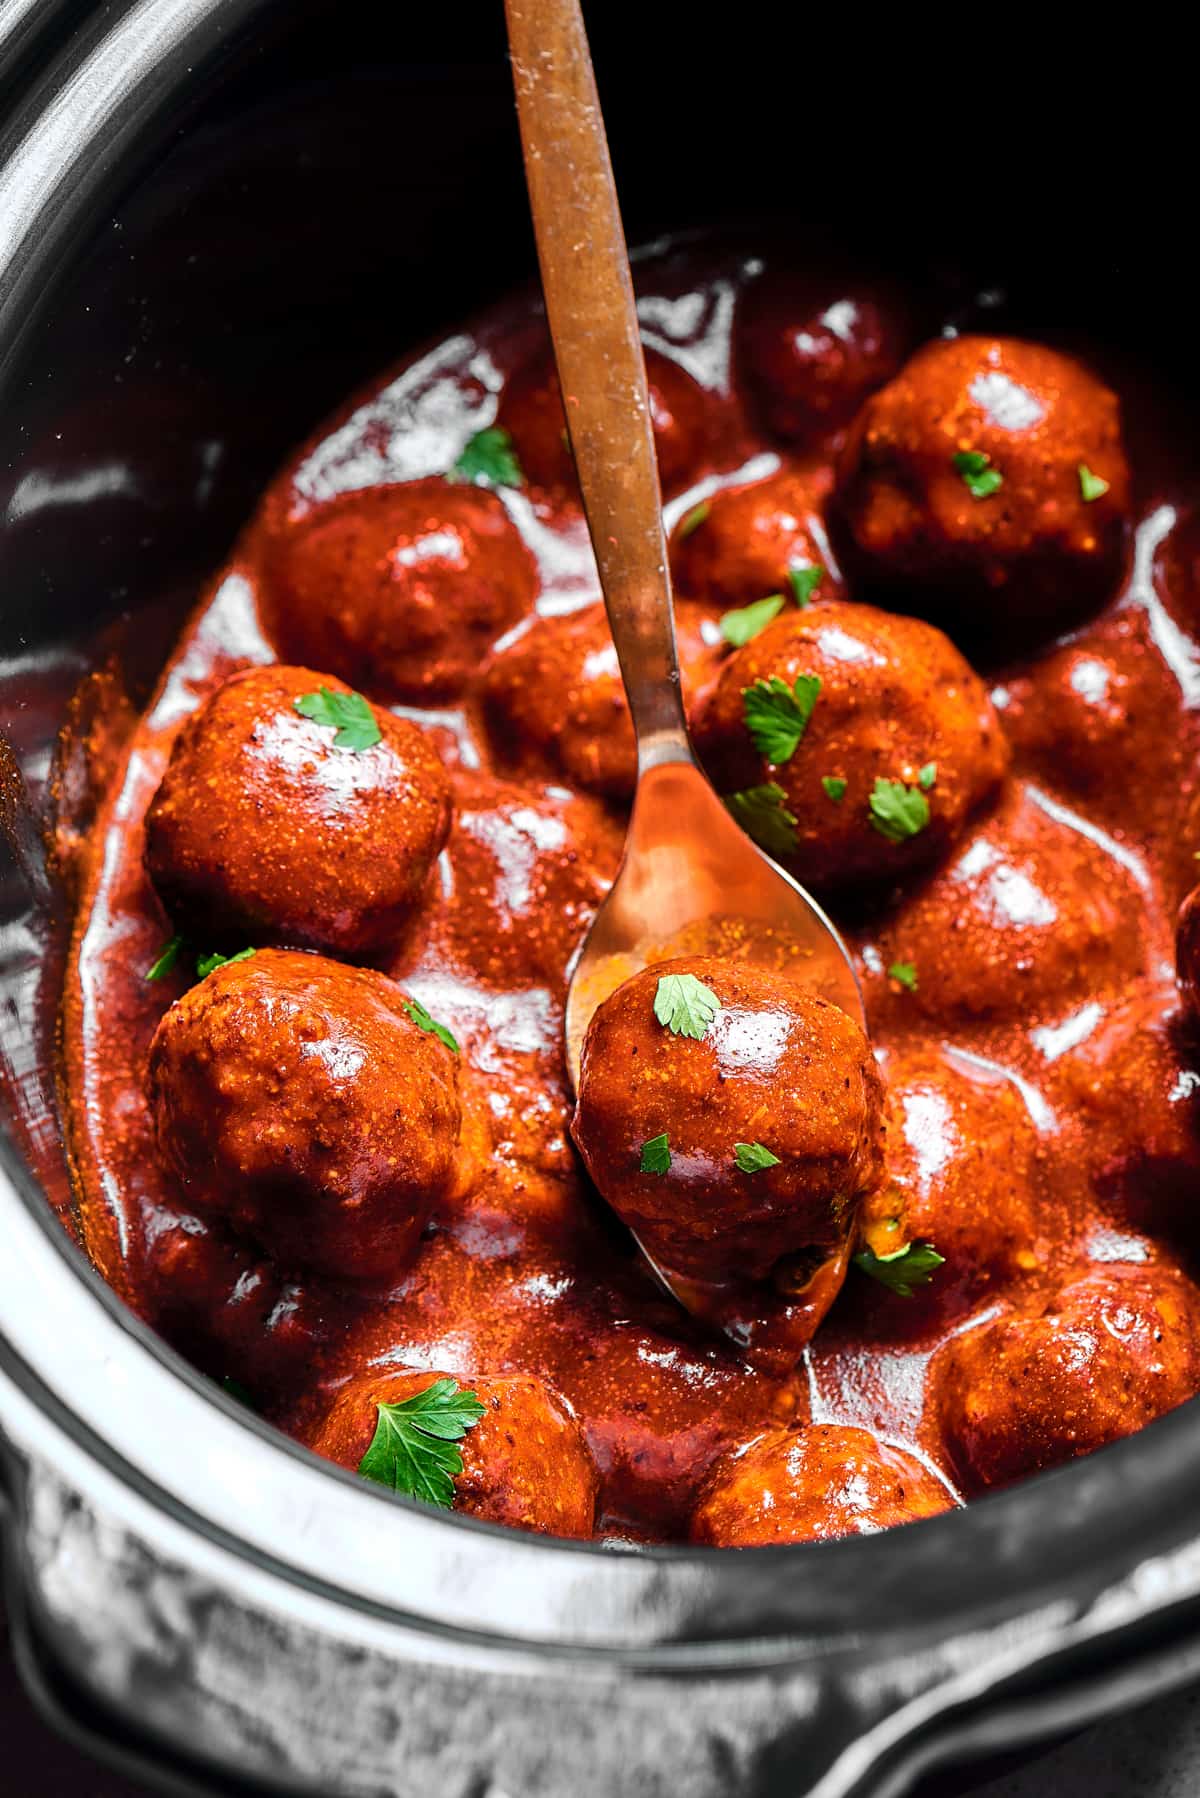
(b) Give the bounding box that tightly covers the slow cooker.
[3,5,1199,1793]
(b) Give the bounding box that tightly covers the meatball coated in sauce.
[691,1423,952,1546]
[932,1265,1200,1491]
[670,466,837,610]
[572,958,884,1298]
[148,950,460,1284]
[870,1046,1048,1318]
[736,273,909,449]
[481,599,720,801]
[697,600,1007,890]
[864,782,1149,1029]
[309,1367,599,1538]
[498,342,711,494]
[835,336,1131,634]
[259,477,538,701]
[144,665,450,959]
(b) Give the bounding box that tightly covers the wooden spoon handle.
[505,0,692,770]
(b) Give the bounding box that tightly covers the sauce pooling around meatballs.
[58,237,1200,1547]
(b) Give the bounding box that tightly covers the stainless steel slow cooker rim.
[4,0,1200,1687]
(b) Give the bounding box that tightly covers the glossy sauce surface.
[58,241,1200,1542]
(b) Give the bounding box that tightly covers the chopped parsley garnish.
[719,593,785,647]
[787,562,824,608]
[452,426,524,489]
[888,960,918,992]
[146,934,185,981]
[734,1141,781,1173]
[358,1378,486,1507]
[678,499,710,539]
[653,972,720,1040]
[869,777,931,843]
[822,775,847,803]
[294,686,381,752]
[403,996,460,1055]
[219,1376,256,1409]
[196,947,256,979]
[917,761,937,790]
[640,1133,672,1174]
[1078,463,1110,503]
[742,673,821,764]
[854,1240,945,1297]
[953,449,1003,499]
[725,782,799,855]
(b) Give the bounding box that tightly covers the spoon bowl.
[564,759,864,1086]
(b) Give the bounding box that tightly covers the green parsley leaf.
[869,777,931,843]
[822,775,847,803]
[917,761,937,790]
[742,673,821,764]
[452,426,525,488]
[854,1240,945,1297]
[953,449,1003,499]
[787,562,824,608]
[653,972,720,1040]
[196,947,256,979]
[734,1141,781,1173]
[678,499,710,539]
[724,783,799,855]
[640,1133,671,1174]
[403,996,460,1055]
[719,593,785,647]
[358,1377,486,1507]
[294,686,382,752]
[146,934,185,981]
[888,960,918,992]
[1078,463,1110,503]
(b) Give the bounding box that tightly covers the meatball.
[405,770,623,993]
[931,1265,1200,1490]
[148,949,461,1283]
[481,599,721,801]
[870,1044,1049,1316]
[258,476,538,700]
[697,599,1007,889]
[498,342,710,495]
[691,1423,952,1546]
[670,465,837,611]
[308,1366,599,1537]
[736,272,909,448]
[144,665,451,958]
[863,781,1149,1028]
[834,336,1131,633]
[1179,886,1200,1023]
[571,957,884,1305]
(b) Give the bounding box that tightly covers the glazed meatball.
[864,781,1149,1028]
[406,770,623,992]
[931,1265,1200,1490]
[870,1044,1048,1315]
[148,949,461,1283]
[691,1423,952,1546]
[670,466,837,611]
[571,957,884,1304]
[309,1366,599,1537]
[481,599,720,801]
[736,272,909,448]
[697,599,1007,889]
[834,336,1131,632]
[498,342,710,495]
[259,477,538,700]
[144,665,451,958]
